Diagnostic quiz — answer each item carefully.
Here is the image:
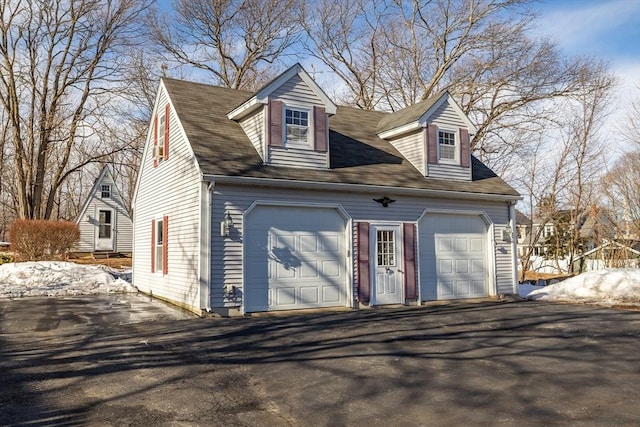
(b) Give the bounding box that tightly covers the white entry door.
[371,224,403,305]
[95,208,114,251]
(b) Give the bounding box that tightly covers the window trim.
[283,105,313,149]
[437,128,458,164]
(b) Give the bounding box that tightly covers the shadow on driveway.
[1,300,640,426]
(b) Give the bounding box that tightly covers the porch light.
[221,211,234,237]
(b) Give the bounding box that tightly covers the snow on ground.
[0,261,136,298]
[519,268,640,306]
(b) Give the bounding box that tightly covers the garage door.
[244,205,347,312]
[419,214,489,300]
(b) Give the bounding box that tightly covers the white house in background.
[132,63,521,316]
[76,165,132,254]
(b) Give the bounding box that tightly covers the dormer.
[227,64,337,169]
[377,92,476,181]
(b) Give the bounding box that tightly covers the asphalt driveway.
[1,298,640,426]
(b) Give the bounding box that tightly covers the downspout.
[199,180,213,312]
[508,201,518,294]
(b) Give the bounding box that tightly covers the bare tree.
[0,0,150,220]
[302,0,391,109]
[151,0,303,90]
[602,151,640,239]
[303,0,606,173]
[556,62,614,273]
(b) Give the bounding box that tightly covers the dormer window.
[285,107,310,147]
[438,130,457,162]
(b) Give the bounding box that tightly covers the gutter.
[202,174,522,202]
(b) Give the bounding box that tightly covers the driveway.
[1,299,640,426]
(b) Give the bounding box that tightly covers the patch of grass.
[0,253,14,265]
[71,256,132,269]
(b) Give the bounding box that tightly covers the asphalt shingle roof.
[375,95,441,134]
[162,77,519,197]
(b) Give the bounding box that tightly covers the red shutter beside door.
[357,222,370,303]
[403,223,417,299]
[151,219,156,273]
[268,100,283,147]
[459,128,470,168]
[313,106,327,152]
[425,125,438,164]
[162,215,168,275]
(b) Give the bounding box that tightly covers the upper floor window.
[100,184,111,198]
[156,112,166,161]
[153,104,170,166]
[438,130,456,162]
[285,108,309,146]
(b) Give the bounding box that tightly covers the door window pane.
[98,210,112,238]
[376,230,395,266]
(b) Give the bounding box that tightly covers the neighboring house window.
[101,185,111,198]
[544,224,553,238]
[98,210,112,239]
[285,108,309,146]
[438,130,456,162]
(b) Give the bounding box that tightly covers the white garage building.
[132,64,521,315]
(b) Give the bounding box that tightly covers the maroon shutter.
[459,128,470,168]
[268,100,282,147]
[425,125,438,164]
[357,222,370,303]
[313,106,327,152]
[164,104,170,160]
[151,219,156,273]
[153,115,158,168]
[162,215,168,275]
[403,223,417,299]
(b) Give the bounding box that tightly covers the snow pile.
[520,268,640,306]
[0,261,136,298]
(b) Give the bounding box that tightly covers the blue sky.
[533,0,639,60]
[533,0,639,91]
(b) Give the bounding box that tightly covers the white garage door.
[420,214,489,300]
[244,205,347,312]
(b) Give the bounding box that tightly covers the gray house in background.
[75,165,132,254]
[132,64,521,316]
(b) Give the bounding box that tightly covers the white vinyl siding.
[270,74,323,105]
[268,146,328,169]
[209,183,514,308]
[388,130,424,174]
[239,107,265,161]
[132,84,202,312]
[76,169,132,253]
[427,163,472,180]
[430,101,467,129]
